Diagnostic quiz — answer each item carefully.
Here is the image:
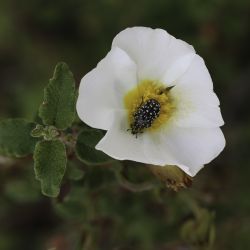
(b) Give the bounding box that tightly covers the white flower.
[76,27,225,177]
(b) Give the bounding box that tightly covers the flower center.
[124,80,176,136]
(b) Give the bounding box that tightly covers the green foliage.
[4,179,41,203]
[67,162,85,181]
[31,124,59,140]
[76,129,113,165]
[0,119,38,157]
[34,140,67,197]
[39,62,76,130]
[180,208,216,247]
[54,186,87,220]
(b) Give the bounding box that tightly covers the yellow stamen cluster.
[124,80,176,132]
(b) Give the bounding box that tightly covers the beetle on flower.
[76,27,225,177]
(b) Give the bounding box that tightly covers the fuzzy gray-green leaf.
[39,62,76,129]
[0,119,38,157]
[76,129,113,165]
[34,140,67,197]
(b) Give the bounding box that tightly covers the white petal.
[112,27,195,84]
[96,111,148,163]
[171,55,224,128]
[146,126,225,176]
[173,54,214,90]
[76,47,137,130]
[161,53,196,85]
[97,111,225,176]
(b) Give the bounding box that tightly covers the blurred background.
[0,0,250,249]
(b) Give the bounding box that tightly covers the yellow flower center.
[124,80,176,135]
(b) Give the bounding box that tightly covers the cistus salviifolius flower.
[76,27,225,177]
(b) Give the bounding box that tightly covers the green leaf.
[30,124,44,137]
[31,125,59,141]
[67,162,85,181]
[53,186,87,220]
[76,129,113,165]
[4,179,41,203]
[34,140,67,197]
[0,119,38,157]
[39,62,76,130]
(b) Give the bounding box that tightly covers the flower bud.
[148,165,192,191]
